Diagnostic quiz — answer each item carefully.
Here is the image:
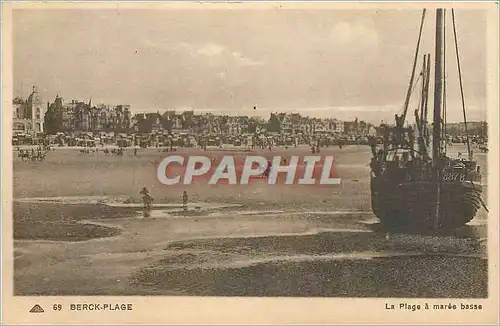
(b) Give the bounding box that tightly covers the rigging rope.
[401,9,427,122]
[409,73,423,99]
[451,9,472,159]
[443,9,447,155]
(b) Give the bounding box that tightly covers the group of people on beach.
[139,187,189,213]
[17,146,50,162]
[78,146,140,157]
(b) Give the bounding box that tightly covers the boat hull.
[371,176,483,230]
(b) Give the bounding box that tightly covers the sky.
[13,7,489,123]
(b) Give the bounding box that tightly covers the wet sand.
[134,254,487,298]
[12,145,489,297]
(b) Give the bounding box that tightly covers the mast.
[432,9,444,162]
[423,53,431,146]
[416,54,427,156]
[419,54,427,130]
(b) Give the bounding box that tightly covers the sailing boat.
[369,8,486,230]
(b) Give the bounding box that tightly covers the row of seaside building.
[12,86,46,134]
[13,86,132,134]
[13,85,380,137]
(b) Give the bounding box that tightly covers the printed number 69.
[53,304,62,311]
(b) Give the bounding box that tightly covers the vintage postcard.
[1,1,499,324]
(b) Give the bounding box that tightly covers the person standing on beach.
[263,160,272,178]
[140,187,153,209]
[182,191,188,213]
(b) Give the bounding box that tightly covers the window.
[13,122,25,131]
[16,108,19,118]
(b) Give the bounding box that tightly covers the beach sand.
[12,145,489,297]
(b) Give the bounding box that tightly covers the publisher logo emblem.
[29,304,45,313]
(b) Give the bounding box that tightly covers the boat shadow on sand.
[367,219,486,238]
